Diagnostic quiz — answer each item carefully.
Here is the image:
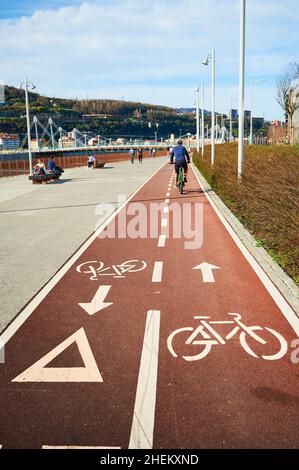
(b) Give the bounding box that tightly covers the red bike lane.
[153,165,299,448]
[0,161,298,449]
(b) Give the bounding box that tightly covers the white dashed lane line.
[157,235,166,248]
[152,262,163,283]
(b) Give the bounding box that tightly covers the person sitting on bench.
[34,159,46,175]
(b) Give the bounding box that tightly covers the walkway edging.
[191,162,299,317]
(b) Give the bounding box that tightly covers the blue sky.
[0,0,298,120]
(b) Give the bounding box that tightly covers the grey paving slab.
[0,157,168,332]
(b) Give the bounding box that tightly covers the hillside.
[0,85,196,140]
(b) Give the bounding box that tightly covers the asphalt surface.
[0,157,167,331]
[0,162,298,449]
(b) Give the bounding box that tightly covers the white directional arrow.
[79,285,113,315]
[193,262,220,283]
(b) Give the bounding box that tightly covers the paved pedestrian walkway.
[0,157,168,332]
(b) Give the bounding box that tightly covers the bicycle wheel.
[179,169,184,194]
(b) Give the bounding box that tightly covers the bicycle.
[167,313,288,361]
[177,164,185,194]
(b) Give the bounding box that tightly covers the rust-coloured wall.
[0,150,166,178]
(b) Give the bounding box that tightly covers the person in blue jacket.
[170,139,191,186]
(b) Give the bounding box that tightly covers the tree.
[276,63,299,145]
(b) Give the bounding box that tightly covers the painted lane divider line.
[129,310,161,449]
[12,328,103,383]
[152,262,163,283]
[166,192,170,197]
[79,285,113,315]
[163,206,169,214]
[161,218,168,228]
[157,235,166,248]
[0,161,167,348]
[193,262,220,283]
[165,199,170,204]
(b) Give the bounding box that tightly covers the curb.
[192,162,299,317]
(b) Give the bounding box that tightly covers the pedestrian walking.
[152,148,156,157]
[87,154,95,169]
[129,147,135,164]
[137,148,143,163]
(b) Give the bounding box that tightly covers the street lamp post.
[196,88,200,152]
[33,116,39,152]
[238,0,246,180]
[24,77,36,176]
[249,79,267,145]
[229,98,233,141]
[202,49,215,164]
[201,80,204,157]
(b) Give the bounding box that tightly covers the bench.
[29,173,57,184]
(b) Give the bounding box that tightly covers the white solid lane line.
[129,310,161,449]
[157,235,166,248]
[152,262,163,283]
[0,162,167,347]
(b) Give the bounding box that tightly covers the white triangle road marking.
[12,328,103,382]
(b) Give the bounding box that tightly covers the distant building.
[244,110,251,119]
[228,109,238,119]
[268,121,288,145]
[30,138,47,150]
[0,133,20,149]
[58,134,75,148]
[289,79,299,144]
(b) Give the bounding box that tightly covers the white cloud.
[0,0,298,119]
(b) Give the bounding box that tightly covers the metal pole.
[73,128,77,147]
[238,0,246,180]
[49,117,55,150]
[249,79,253,144]
[201,81,204,157]
[230,98,232,141]
[196,91,200,152]
[58,127,63,148]
[211,48,215,165]
[25,77,33,175]
[33,116,39,152]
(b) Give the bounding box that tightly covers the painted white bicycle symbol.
[167,313,288,361]
[76,259,147,280]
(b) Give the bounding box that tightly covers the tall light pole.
[196,88,200,152]
[23,77,36,176]
[202,49,215,164]
[238,0,246,180]
[33,116,39,152]
[201,80,205,157]
[229,98,233,141]
[249,79,267,144]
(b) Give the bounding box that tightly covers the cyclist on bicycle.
[170,139,191,186]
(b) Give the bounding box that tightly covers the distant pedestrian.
[152,148,156,157]
[129,147,135,164]
[87,154,95,169]
[137,148,143,163]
